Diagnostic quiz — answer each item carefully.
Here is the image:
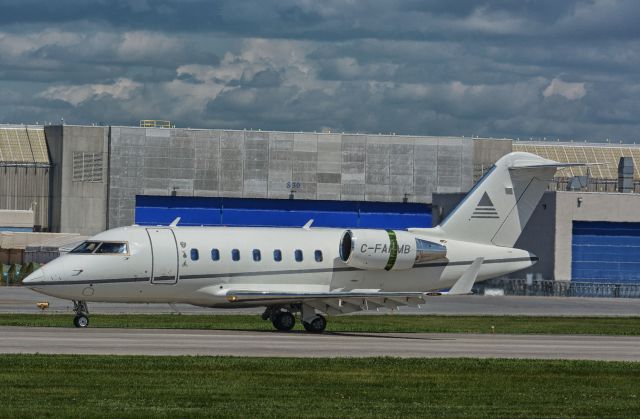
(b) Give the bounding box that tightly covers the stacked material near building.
[0,209,34,232]
[0,231,85,285]
[0,232,84,264]
[24,233,88,264]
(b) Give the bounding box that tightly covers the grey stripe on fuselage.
[25,256,537,287]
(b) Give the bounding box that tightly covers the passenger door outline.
[146,228,179,284]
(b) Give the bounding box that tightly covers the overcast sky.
[1,0,639,142]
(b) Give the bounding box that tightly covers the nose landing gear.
[72,300,89,328]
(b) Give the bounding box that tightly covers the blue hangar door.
[135,196,432,230]
[571,221,640,283]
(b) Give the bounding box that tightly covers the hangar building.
[1,123,639,285]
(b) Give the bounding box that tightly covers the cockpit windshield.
[70,241,128,255]
[70,241,101,254]
[95,242,128,254]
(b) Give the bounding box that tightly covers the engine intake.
[339,229,446,271]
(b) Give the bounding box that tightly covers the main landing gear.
[72,300,89,328]
[261,305,327,333]
[302,315,327,333]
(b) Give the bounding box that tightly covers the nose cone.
[23,268,45,285]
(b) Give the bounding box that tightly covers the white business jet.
[24,152,580,332]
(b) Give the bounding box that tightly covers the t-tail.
[434,152,586,247]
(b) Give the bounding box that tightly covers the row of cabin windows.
[190,248,323,263]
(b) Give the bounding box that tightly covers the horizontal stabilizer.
[511,162,600,169]
[447,257,483,295]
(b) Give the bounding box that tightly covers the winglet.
[170,217,181,227]
[447,257,483,295]
[303,219,314,230]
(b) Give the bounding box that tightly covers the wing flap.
[226,290,427,314]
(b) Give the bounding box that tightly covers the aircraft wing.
[224,259,481,315]
[226,291,426,315]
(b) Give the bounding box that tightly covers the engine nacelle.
[339,229,446,271]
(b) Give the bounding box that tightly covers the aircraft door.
[146,228,179,284]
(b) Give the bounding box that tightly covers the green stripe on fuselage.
[384,230,398,271]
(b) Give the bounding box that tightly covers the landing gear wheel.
[272,311,295,331]
[303,315,327,333]
[72,300,89,328]
[74,315,89,328]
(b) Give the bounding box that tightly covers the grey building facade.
[45,125,507,231]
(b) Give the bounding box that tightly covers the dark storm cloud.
[2,0,637,42]
[1,0,640,142]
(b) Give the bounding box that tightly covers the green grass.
[1,313,640,335]
[0,355,638,418]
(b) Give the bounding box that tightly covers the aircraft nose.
[23,267,45,285]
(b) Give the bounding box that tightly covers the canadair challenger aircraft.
[24,152,582,332]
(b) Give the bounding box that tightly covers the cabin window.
[95,242,128,255]
[253,249,261,262]
[273,249,282,262]
[232,249,240,261]
[314,250,323,262]
[190,249,199,261]
[211,248,220,261]
[70,241,101,254]
[295,249,303,262]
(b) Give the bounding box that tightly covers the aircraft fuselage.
[25,225,536,307]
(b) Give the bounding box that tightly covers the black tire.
[74,315,89,328]
[303,315,327,333]
[272,311,295,331]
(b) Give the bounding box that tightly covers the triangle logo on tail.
[471,192,499,219]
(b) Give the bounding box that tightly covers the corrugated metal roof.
[513,143,640,179]
[0,128,50,165]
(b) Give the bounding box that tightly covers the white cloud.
[543,78,587,100]
[38,78,142,106]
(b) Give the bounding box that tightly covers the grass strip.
[0,355,638,418]
[1,313,640,335]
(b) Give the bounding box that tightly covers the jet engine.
[339,229,447,271]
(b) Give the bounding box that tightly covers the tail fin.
[437,152,583,247]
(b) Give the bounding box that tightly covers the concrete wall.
[108,127,477,228]
[472,138,513,181]
[514,191,556,280]
[554,191,640,280]
[46,125,109,235]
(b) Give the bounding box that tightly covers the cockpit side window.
[70,241,101,254]
[95,242,128,255]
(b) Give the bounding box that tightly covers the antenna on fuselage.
[302,219,314,230]
[170,217,181,227]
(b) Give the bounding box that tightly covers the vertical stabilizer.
[436,152,576,247]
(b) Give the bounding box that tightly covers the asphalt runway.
[2,326,639,360]
[2,286,640,316]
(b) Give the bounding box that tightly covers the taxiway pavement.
[2,287,640,316]
[1,326,639,361]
